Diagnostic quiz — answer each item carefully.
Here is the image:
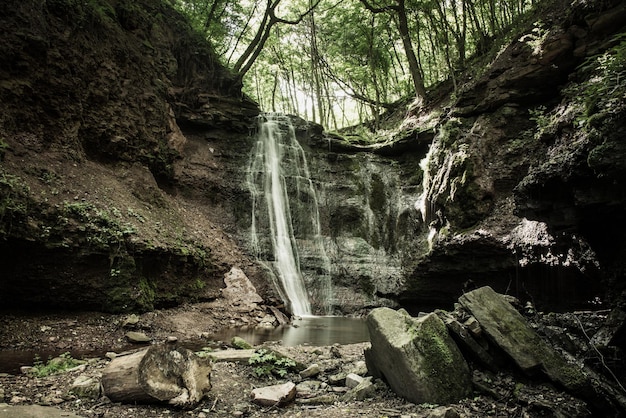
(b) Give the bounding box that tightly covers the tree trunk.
[101,345,212,408]
[395,0,427,101]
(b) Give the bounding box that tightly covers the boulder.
[364,308,472,404]
[459,286,588,393]
[221,267,263,312]
[231,336,253,350]
[250,382,296,407]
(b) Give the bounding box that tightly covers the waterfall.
[247,114,331,316]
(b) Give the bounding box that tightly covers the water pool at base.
[0,317,369,374]
[208,316,369,347]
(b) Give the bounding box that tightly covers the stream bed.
[0,316,369,374]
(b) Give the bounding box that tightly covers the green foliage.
[558,32,626,134]
[175,0,536,129]
[31,352,83,377]
[578,33,626,118]
[248,348,297,378]
[528,105,558,140]
[136,278,156,310]
[58,201,136,249]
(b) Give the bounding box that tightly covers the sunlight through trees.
[174,0,535,129]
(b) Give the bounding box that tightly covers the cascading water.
[247,113,331,316]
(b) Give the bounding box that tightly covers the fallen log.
[101,344,212,408]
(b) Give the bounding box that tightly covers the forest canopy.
[173,0,537,129]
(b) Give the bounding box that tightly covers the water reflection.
[209,316,369,347]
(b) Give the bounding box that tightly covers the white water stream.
[247,114,330,316]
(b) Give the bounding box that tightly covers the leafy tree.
[174,0,536,128]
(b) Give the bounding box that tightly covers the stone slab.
[209,349,256,363]
[459,286,588,392]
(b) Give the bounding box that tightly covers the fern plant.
[248,349,297,378]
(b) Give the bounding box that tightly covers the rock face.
[266,0,626,312]
[0,0,262,312]
[1,0,625,314]
[364,307,472,404]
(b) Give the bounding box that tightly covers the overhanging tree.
[359,0,428,102]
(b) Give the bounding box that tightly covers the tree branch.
[358,0,397,14]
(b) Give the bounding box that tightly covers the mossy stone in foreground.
[459,286,589,393]
[364,307,471,404]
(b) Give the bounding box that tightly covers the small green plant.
[528,105,558,140]
[248,349,297,378]
[31,352,83,377]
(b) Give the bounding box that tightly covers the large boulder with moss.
[364,307,471,404]
[459,286,589,393]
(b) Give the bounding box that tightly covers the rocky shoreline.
[1,288,624,418]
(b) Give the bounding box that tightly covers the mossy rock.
[364,307,472,404]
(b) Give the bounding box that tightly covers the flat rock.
[459,286,588,393]
[426,406,461,418]
[209,349,256,363]
[250,381,296,407]
[342,376,375,401]
[125,331,151,343]
[121,314,140,328]
[441,314,497,371]
[70,375,101,399]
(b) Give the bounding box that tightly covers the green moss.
[136,278,156,310]
[194,278,206,290]
[413,315,469,402]
[439,118,464,146]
